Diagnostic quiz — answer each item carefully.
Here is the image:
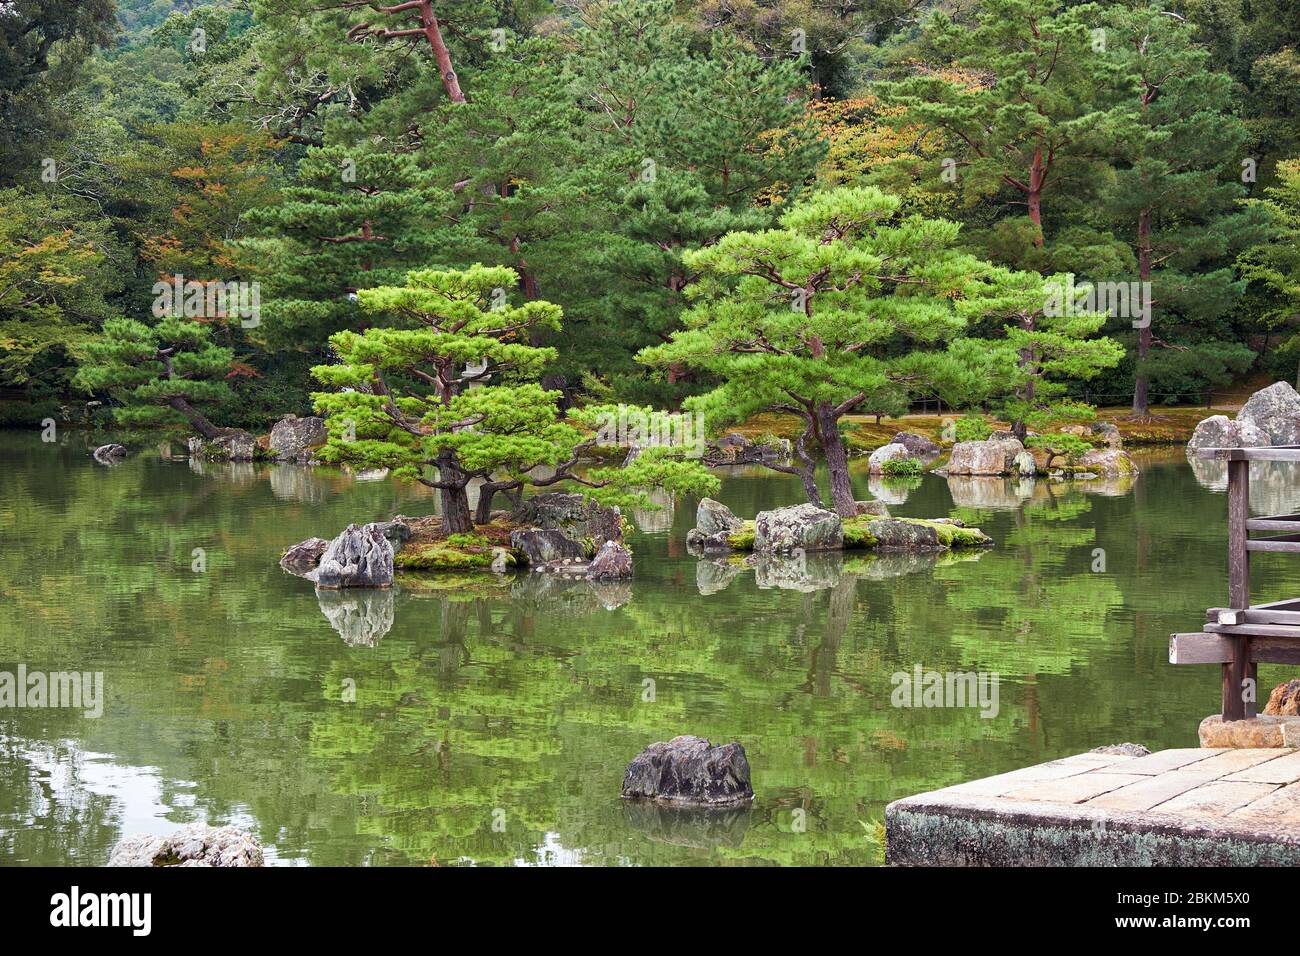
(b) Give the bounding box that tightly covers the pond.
[3,432,1300,866]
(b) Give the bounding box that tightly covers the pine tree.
[938,271,1124,436]
[640,186,1000,517]
[569,0,826,402]
[311,264,716,533]
[243,146,444,351]
[874,0,1135,256]
[75,316,236,438]
[1240,160,1300,385]
[1105,2,1272,415]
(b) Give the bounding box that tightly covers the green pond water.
[3,431,1300,866]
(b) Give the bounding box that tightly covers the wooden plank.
[1171,632,1232,664]
[1208,604,1300,626]
[1247,537,1300,553]
[1247,515,1300,532]
[1196,446,1300,461]
[1207,621,1300,638]
[1173,632,1300,665]
[1228,458,1249,610]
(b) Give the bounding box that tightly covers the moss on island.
[716,515,992,553]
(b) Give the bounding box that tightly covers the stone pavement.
[886,748,1300,866]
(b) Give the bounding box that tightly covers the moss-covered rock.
[393,540,495,571]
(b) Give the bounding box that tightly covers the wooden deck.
[886,749,1300,866]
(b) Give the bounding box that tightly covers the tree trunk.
[1027,145,1045,247]
[815,402,856,517]
[168,397,222,439]
[435,449,474,533]
[474,480,518,525]
[418,1,466,104]
[1132,207,1153,416]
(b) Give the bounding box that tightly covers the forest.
[3,0,1299,468]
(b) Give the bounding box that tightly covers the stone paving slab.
[887,748,1300,866]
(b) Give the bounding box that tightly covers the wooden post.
[1224,458,1256,720]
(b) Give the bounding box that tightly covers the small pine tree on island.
[639,186,1007,518]
[311,265,717,534]
[74,316,237,439]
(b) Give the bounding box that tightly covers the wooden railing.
[1171,446,1300,720]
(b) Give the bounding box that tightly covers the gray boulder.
[854,499,890,517]
[92,444,127,465]
[892,431,941,460]
[510,528,586,566]
[587,540,633,580]
[696,497,743,536]
[1090,422,1123,449]
[269,414,327,463]
[867,442,910,474]
[867,519,943,551]
[1012,450,1037,477]
[621,735,754,806]
[107,824,263,867]
[1237,381,1300,445]
[280,536,330,576]
[312,524,394,589]
[188,430,257,462]
[363,519,412,548]
[512,492,623,545]
[753,503,843,553]
[945,438,1025,476]
[1187,414,1268,450]
[1074,448,1138,479]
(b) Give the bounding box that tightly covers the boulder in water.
[621,735,754,806]
[269,414,327,463]
[312,524,394,589]
[107,824,263,867]
[753,503,843,553]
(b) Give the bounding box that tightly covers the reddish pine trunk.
[1027,146,1045,246]
[1132,207,1153,416]
[816,402,856,518]
[418,1,466,103]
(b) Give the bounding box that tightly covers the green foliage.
[312,265,716,529]
[641,185,1003,511]
[75,315,235,434]
[1025,432,1092,470]
[953,414,992,443]
[880,456,922,477]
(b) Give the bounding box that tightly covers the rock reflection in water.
[621,800,753,849]
[268,464,329,503]
[1188,454,1300,516]
[753,549,843,592]
[316,588,395,646]
[630,487,675,533]
[695,546,985,594]
[945,476,1037,510]
[867,476,913,505]
[510,572,631,611]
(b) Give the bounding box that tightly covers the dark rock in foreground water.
[312,524,394,589]
[107,824,263,867]
[621,735,754,806]
[92,444,126,465]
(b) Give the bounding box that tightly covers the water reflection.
[316,588,395,646]
[1187,454,1300,515]
[622,801,753,849]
